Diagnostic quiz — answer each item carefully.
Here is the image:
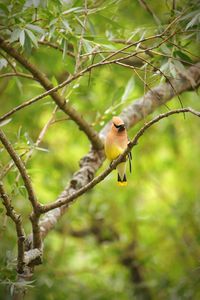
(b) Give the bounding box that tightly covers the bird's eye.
[113,123,123,129]
[113,123,125,131]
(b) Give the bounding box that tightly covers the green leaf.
[121,77,135,102]
[25,29,38,47]
[160,44,171,55]
[26,24,44,34]
[174,51,193,63]
[24,34,32,55]
[0,118,12,127]
[62,20,72,33]
[19,30,25,47]
[173,60,185,73]
[62,39,67,60]
[62,7,83,15]
[160,61,170,73]
[0,3,9,15]
[35,146,49,152]
[24,132,34,147]
[0,58,7,70]
[82,39,93,54]
[186,12,200,29]
[10,28,21,43]
[169,61,177,78]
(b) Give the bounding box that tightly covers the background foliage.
[0,0,200,299]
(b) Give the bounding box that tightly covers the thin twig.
[38,40,74,58]
[0,31,181,124]
[15,106,58,183]
[134,53,184,110]
[0,37,102,150]
[0,151,28,180]
[0,51,16,72]
[75,0,88,72]
[0,72,35,80]
[138,0,161,26]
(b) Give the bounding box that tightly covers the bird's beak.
[118,124,125,132]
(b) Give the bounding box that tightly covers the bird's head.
[112,116,126,133]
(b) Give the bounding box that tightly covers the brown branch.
[0,182,25,273]
[0,107,57,181]
[38,40,74,58]
[15,106,58,184]
[30,61,200,248]
[0,150,28,180]
[0,72,35,80]
[24,248,42,265]
[0,130,39,211]
[39,107,200,214]
[101,15,182,64]
[115,61,170,111]
[0,32,179,125]
[0,37,103,150]
[0,129,42,249]
[134,52,186,110]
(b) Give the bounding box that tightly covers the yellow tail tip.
[117,181,127,187]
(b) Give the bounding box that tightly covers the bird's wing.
[127,141,132,173]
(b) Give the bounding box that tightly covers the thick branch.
[0,37,102,150]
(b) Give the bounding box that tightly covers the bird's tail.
[117,162,127,186]
[117,173,127,186]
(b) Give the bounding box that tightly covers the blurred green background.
[0,0,200,299]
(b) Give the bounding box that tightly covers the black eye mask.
[113,123,125,131]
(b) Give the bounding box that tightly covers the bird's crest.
[112,116,124,126]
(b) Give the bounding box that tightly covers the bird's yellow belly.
[105,145,123,161]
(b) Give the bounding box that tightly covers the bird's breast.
[105,144,123,161]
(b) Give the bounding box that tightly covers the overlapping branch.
[0,26,183,127]
[0,37,102,150]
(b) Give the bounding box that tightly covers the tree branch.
[0,129,42,249]
[34,62,200,245]
[0,72,35,80]
[0,30,179,126]
[0,130,39,211]
[138,0,161,26]
[75,0,88,72]
[0,182,25,273]
[39,107,200,213]
[0,37,103,150]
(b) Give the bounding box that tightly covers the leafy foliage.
[0,0,200,299]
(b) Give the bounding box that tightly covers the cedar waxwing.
[105,116,132,186]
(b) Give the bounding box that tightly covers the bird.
[104,116,132,186]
